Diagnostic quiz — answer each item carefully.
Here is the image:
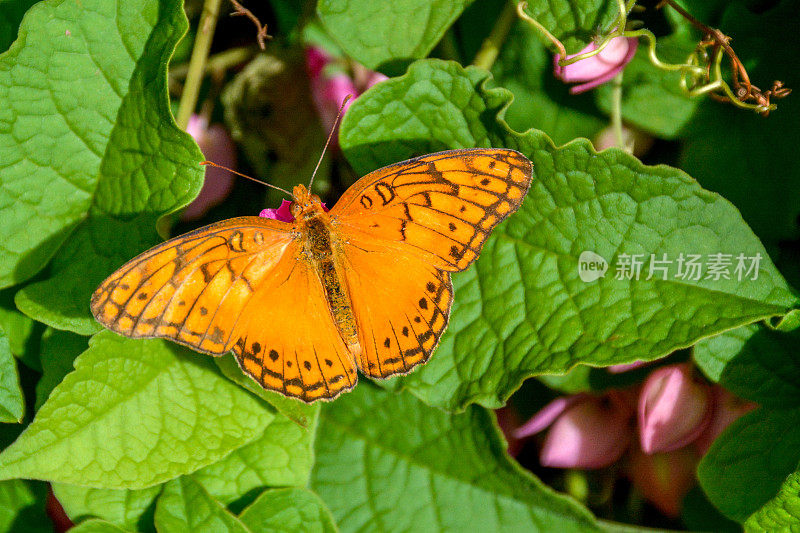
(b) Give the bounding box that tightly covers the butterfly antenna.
[308,94,352,192]
[200,161,293,197]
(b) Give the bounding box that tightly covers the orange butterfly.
[91,148,532,402]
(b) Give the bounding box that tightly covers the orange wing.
[231,256,358,402]
[91,216,358,402]
[91,217,296,355]
[330,148,532,272]
[340,233,452,378]
[332,148,533,378]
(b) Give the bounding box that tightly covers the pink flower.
[183,115,236,221]
[305,46,388,137]
[638,364,713,454]
[554,36,638,94]
[260,199,327,223]
[260,199,295,222]
[694,387,757,455]
[626,444,698,518]
[516,392,633,469]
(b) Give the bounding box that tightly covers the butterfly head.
[290,184,325,220]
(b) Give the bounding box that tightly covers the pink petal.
[260,199,295,222]
[310,73,357,134]
[514,394,588,439]
[626,444,699,518]
[362,71,389,91]
[305,46,332,80]
[607,361,647,374]
[495,407,524,457]
[638,364,713,453]
[694,387,757,455]
[183,116,236,221]
[539,395,632,469]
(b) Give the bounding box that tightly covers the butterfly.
[91,148,532,402]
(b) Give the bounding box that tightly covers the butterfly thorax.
[292,185,363,359]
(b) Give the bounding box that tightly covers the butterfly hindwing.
[331,148,532,273]
[232,257,358,402]
[340,233,453,378]
[91,217,295,355]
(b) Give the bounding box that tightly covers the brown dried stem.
[229,0,271,50]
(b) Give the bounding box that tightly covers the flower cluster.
[507,363,755,516]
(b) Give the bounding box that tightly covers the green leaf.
[0,288,38,371]
[239,487,338,533]
[316,0,473,73]
[1,0,203,333]
[678,2,800,243]
[0,327,23,423]
[519,0,621,54]
[52,483,161,532]
[491,19,605,146]
[34,328,88,410]
[744,470,800,532]
[0,479,50,533]
[154,476,250,533]
[340,59,798,410]
[69,518,135,533]
[194,409,318,506]
[215,353,317,428]
[0,332,272,489]
[694,324,800,407]
[698,407,800,522]
[311,384,599,532]
[681,486,740,533]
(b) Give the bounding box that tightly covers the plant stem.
[176,0,223,130]
[472,0,516,71]
[170,46,255,79]
[611,72,625,150]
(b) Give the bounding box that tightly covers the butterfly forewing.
[91,217,295,355]
[331,148,532,272]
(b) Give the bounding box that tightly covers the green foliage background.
[0,0,798,531]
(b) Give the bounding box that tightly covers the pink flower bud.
[183,115,236,221]
[626,444,698,518]
[554,36,638,94]
[534,394,632,469]
[694,387,757,455]
[638,364,713,454]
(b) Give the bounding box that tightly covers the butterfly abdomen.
[302,215,362,358]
